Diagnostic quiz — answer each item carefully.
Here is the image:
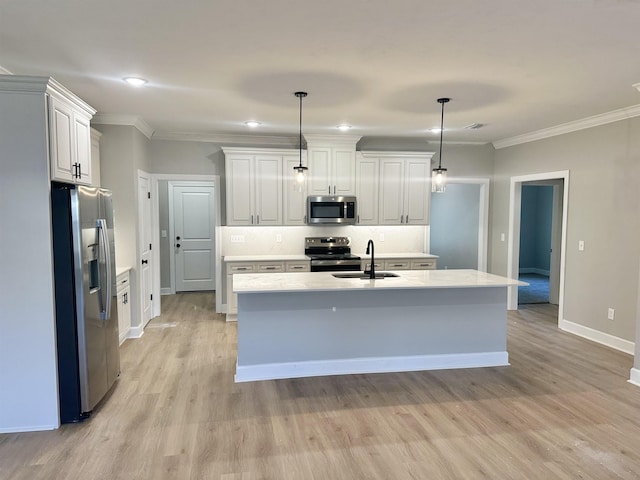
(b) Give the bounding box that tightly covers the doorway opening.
[507,171,569,324]
[148,174,222,318]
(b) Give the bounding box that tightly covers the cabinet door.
[254,155,282,225]
[49,96,75,182]
[355,155,379,224]
[283,155,307,225]
[74,113,92,185]
[404,159,430,225]
[378,158,404,224]
[117,285,131,345]
[333,149,356,195]
[226,155,255,225]
[307,148,332,195]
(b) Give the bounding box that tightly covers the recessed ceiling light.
[244,120,261,128]
[337,124,352,131]
[633,82,640,93]
[429,127,442,134]
[123,77,147,87]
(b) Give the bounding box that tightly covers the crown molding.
[152,131,298,146]
[426,140,488,146]
[0,65,13,75]
[360,150,435,159]
[493,104,640,149]
[92,114,154,139]
[303,134,362,146]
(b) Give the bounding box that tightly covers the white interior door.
[138,172,153,327]
[171,184,216,292]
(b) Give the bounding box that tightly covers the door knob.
[176,243,181,248]
[141,259,148,265]
[176,236,181,240]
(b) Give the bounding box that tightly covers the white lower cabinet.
[362,257,437,271]
[116,270,131,345]
[226,260,309,318]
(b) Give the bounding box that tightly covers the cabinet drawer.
[410,259,437,270]
[384,260,411,270]
[362,261,383,271]
[257,263,284,272]
[116,271,129,294]
[286,262,310,272]
[227,263,256,274]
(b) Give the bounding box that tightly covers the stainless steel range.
[305,236,362,272]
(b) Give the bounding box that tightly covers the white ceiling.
[2,0,640,145]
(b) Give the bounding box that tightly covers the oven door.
[310,259,362,272]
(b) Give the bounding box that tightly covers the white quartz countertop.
[233,269,526,293]
[224,254,309,262]
[116,266,131,277]
[357,252,438,259]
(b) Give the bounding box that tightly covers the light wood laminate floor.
[1,294,639,479]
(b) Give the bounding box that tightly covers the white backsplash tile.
[221,225,430,256]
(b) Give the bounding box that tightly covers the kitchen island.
[233,269,525,382]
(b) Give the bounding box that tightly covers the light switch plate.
[161,230,167,238]
[578,240,585,251]
[607,308,615,320]
[276,234,282,243]
[230,235,245,243]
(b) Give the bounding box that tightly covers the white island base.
[234,270,522,383]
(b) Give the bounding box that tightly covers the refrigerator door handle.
[97,219,112,321]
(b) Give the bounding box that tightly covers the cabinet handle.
[251,215,254,225]
[357,215,360,224]
[405,215,409,224]
[400,215,404,224]
[265,266,276,270]
[257,215,260,224]
[333,185,336,195]
[328,186,331,194]
[78,163,82,178]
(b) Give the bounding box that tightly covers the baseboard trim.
[127,325,144,339]
[226,313,237,322]
[0,423,57,433]
[629,368,640,387]
[235,351,509,383]
[519,268,550,276]
[160,288,172,295]
[559,318,635,355]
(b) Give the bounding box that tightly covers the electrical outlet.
[578,240,585,251]
[276,234,282,243]
[607,308,615,320]
[161,230,167,238]
[379,233,385,242]
[230,235,245,243]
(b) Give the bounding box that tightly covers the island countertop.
[233,269,525,294]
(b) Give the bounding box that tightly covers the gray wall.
[519,185,553,273]
[430,183,481,269]
[0,88,59,432]
[96,125,151,330]
[491,118,640,343]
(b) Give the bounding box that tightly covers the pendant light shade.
[432,97,450,193]
[294,92,308,187]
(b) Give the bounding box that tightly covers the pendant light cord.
[299,93,303,167]
[437,98,449,170]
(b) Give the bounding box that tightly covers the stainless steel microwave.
[306,195,357,225]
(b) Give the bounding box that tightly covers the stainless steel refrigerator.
[51,182,120,423]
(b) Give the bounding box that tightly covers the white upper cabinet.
[305,135,361,196]
[361,151,434,225]
[355,152,379,225]
[224,148,301,226]
[47,81,95,185]
[283,154,308,225]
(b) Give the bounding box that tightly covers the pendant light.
[293,91,308,187]
[432,97,450,193]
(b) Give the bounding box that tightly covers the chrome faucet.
[365,239,375,279]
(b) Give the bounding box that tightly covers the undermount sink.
[332,272,400,280]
